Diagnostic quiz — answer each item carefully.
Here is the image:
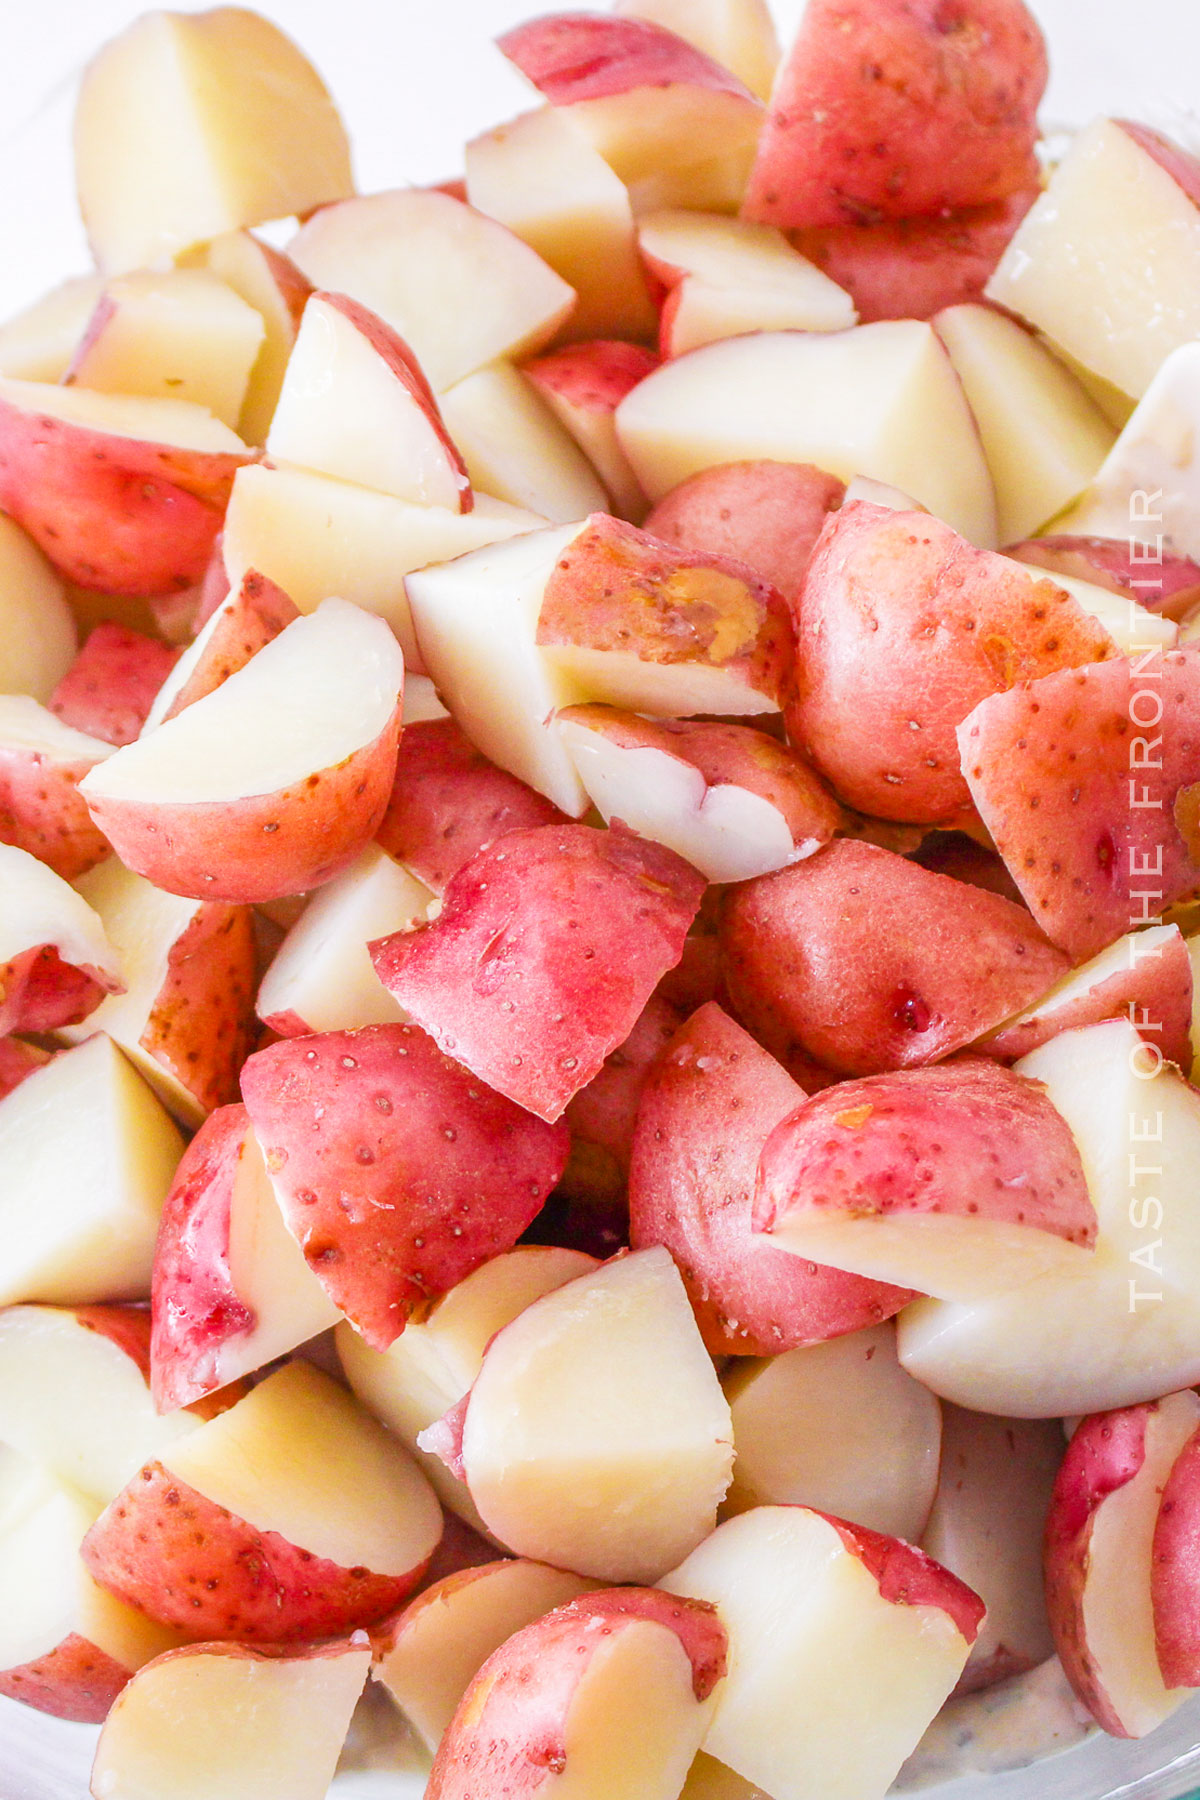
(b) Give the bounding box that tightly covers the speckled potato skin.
[983,930,1194,1067]
[0,944,112,1036]
[81,698,402,903]
[755,1057,1096,1248]
[240,1024,569,1349]
[0,1632,133,1724]
[0,395,250,595]
[629,1002,912,1356]
[160,572,297,721]
[743,0,1047,230]
[644,462,845,604]
[82,1462,427,1644]
[1151,1422,1200,1687]
[50,624,179,746]
[789,502,1118,824]
[140,902,257,1116]
[719,839,1070,1078]
[0,742,112,879]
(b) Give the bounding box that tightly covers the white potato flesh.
[0,695,113,764]
[287,189,576,394]
[723,1324,942,1541]
[405,522,589,815]
[0,377,246,453]
[267,294,467,510]
[162,1362,441,1578]
[74,8,353,275]
[464,107,656,344]
[934,304,1114,544]
[0,514,76,702]
[256,845,434,1033]
[987,924,1183,1043]
[899,1020,1200,1416]
[438,363,610,523]
[0,1308,198,1506]
[338,1246,594,1536]
[0,275,105,382]
[456,1247,734,1583]
[662,1507,973,1800]
[68,269,265,431]
[0,843,118,979]
[90,1640,371,1800]
[987,119,1200,401]
[1036,568,1177,654]
[81,598,402,806]
[222,463,544,667]
[182,232,304,447]
[0,1035,182,1307]
[559,718,803,883]
[613,0,780,102]
[614,324,996,544]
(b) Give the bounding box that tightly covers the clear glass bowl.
[4,0,1200,1795]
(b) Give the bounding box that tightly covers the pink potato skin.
[1151,1422,1200,1687]
[558,704,847,852]
[523,341,660,415]
[628,1002,912,1356]
[139,902,258,1116]
[0,943,119,1036]
[497,12,755,108]
[426,1587,728,1800]
[1007,536,1200,625]
[0,1037,51,1100]
[0,1633,133,1725]
[81,1460,431,1644]
[789,502,1119,824]
[822,1513,986,1644]
[82,698,403,903]
[0,741,111,880]
[644,461,846,604]
[0,393,251,595]
[719,839,1070,1078]
[160,570,298,721]
[959,647,1200,961]
[536,514,794,712]
[742,0,1047,230]
[794,189,1038,322]
[911,830,1026,905]
[754,1056,1096,1250]
[371,824,706,1123]
[239,1024,569,1349]
[1043,1404,1154,1737]
[1117,120,1200,210]
[981,928,1194,1066]
[376,718,565,894]
[562,989,685,1202]
[49,624,180,746]
[315,293,472,513]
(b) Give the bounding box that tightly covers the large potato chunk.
[74,7,354,274]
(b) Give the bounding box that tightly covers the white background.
[1,0,1199,319]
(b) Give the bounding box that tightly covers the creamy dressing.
[896,1659,1095,1791]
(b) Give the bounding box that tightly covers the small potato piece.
[644,461,844,602]
[0,697,114,879]
[50,626,178,747]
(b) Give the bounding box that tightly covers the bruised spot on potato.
[1174,783,1200,864]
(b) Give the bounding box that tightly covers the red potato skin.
[315,293,473,514]
[1117,120,1200,210]
[754,1056,1096,1249]
[524,341,660,414]
[0,1037,51,1100]
[0,742,111,879]
[1151,1422,1200,1687]
[497,12,755,108]
[426,1587,728,1800]
[562,990,685,1199]
[376,718,565,894]
[959,647,1200,961]
[160,570,298,721]
[1007,536,1200,625]
[822,1513,986,1644]
[742,0,1047,230]
[720,839,1070,1078]
[644,461,846,604]
[789,502,1119,824]
[49,624,180,747]
[911,830,1026,905]
[794,189,1038,322]
[138,902,257,1117]
[371,824,706,1123]
[191,538,232,636]
[0,1633,133,1724]
[628,1002,912,1356]
[1043,1404,1153,1737]
[536,514,794,712]
[0,394,252,595]
[81,698,403,903]
[239,1025,569,1349]
[81,1460,431,1644]
[981,929,1194,1066]
[0,944,118,1036]
[558,705,846,851]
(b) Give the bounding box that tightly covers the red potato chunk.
[742,0,1047,230]
[1007,535,1200,623]
[0,947,112,1037]
[643,461,846,603]
[958,646,1200,961]
[720,838,1070,1077]
[563,989,686,1202]
[240,1024,569,1349]
[375,717,565,895]
[911,829,1025,904]
[48,624,179,746]
[629,1002,912,1356]
[153,568,298,724]
[1151,1419,1200,1687]
[789,502,1119,824]
[0,1038,51,1101]
[371,824,706,1122]
[794,189,1038,323]
[0,700,113,879]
